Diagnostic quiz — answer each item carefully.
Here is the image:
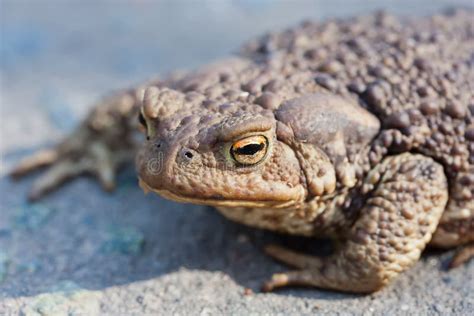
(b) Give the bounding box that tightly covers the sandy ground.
[1,1,473,315]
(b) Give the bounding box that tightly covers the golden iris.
[230,135,268,165]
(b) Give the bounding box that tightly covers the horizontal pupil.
[235,143,264,155]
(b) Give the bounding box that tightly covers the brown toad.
[12,10,474,293]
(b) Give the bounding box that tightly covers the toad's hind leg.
[10,89,143,200]
[263,153,448,293]
[430,167,474,267]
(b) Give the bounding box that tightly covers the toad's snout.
[136,139,196,192]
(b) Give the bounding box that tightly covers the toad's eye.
[138,112,151,140]
[138,112,147,129]
[230,135,268,165]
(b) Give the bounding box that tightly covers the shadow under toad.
[0,151,418,301]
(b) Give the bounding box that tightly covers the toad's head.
[135,86,308,209]
[136,86,379,209]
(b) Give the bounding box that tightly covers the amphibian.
[12,10,474,293]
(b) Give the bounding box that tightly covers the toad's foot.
[262,153,448,293]
[449,243,474,269]
[10,91,140,200]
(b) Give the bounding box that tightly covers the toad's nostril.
[178,148,196,162]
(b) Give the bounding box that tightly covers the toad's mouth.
[138,177,298,209]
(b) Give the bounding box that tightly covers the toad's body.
[13,10,474,293]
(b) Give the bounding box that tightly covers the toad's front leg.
[10,89,143,200]
[263,153,448,293]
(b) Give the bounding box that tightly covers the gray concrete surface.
[1,1,473,315]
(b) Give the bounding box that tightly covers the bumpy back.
[241,9,474,181]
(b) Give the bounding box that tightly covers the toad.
[12,10,474,293]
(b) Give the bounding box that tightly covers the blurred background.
[2,0,474,157]
[1,1,473,314]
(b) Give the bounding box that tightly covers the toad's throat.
[138,177,298,209]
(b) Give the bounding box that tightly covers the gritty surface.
[1,1,473,315]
